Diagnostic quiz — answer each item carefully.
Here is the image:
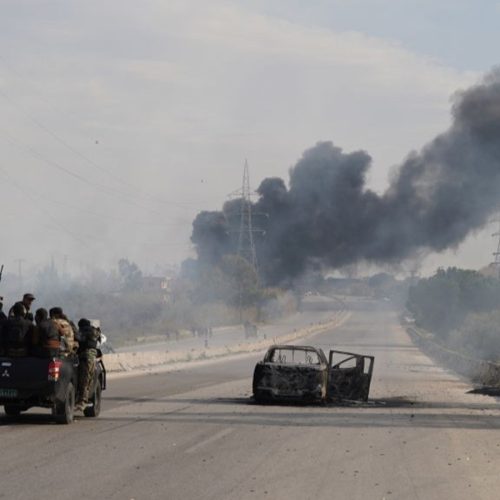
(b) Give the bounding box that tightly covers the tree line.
[407,267,500,361]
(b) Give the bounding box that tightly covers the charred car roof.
[262,345,328,365]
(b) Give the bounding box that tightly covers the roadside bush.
[407,267,500,335]
[447,311,500,362]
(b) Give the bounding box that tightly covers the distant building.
[141,276,172,301]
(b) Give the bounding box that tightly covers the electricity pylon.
[237,160,258,273]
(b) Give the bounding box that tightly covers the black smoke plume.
[191,70,500,285]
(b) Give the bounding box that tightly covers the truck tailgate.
[0,357,50,391]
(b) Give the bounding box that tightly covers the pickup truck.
[0,352,106,424]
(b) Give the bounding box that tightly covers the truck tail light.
[48,359,63,382]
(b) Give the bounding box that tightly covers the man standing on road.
[9,293,36,322]
[75,318,100,411]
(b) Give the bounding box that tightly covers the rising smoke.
[191,70,500,285]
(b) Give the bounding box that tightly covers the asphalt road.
[1,299,500,500]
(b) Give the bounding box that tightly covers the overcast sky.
[1,0,499,277]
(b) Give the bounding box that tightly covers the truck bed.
[0,356,75,407]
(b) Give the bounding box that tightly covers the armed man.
[3,302,34,357]
[9,293,36,322]
[0,296,6,321]
[75,318,101,411]
[33,308,61,358]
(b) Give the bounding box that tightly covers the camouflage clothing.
[77,348,97,404]
[76,320,101,405]
[53,318,78,354]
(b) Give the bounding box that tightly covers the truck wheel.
[54,382,75,424]
[4,405,22,417]
[84,380,102,418]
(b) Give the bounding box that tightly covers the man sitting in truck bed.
[2,303,34,357]
[33,308,61,358]
[0,296,7,322]
[49,307,78,355]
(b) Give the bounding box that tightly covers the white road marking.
[185,428,234,454]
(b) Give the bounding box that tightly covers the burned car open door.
[327,350,374,402]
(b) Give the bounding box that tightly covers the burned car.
[252,345,374,403]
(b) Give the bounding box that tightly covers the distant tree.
[118,259,143,292]
[219,254,261,307]
[183,254,261,308]
[407,267,500,334]
[448,311,500,361]
[368,272,395,289]
[35,262,60,295]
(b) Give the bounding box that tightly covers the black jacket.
[8,302,34,322]
[3,316,33,356]
[77,325,100,351]
[0,314,7,354]
[37,319,60,344]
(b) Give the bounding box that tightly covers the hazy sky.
[1,0,499,277]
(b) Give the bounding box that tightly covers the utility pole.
[225,160,264,321]
[14,258,26,294]
[63,255,68,277]
[492,217,500,279]
[15,258,25,290]
[237,159,258,273]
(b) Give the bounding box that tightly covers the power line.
[0,76,210,208]
[0,166,185,229]
[0,164,195,252]
[1,130,168,217]
[0,165,89,245]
